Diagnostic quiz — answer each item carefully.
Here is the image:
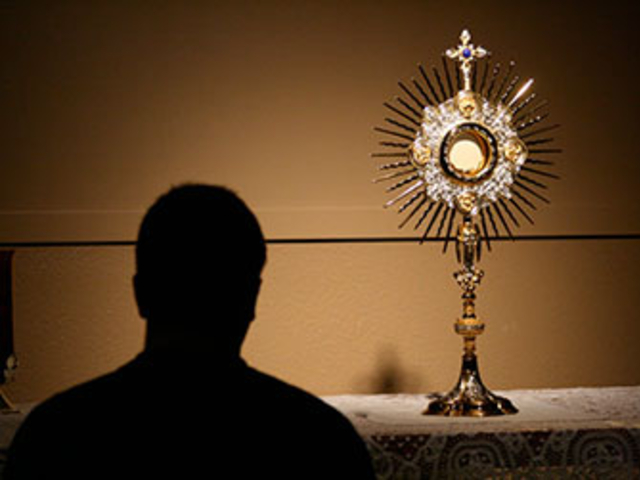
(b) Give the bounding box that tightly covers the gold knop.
[504,137,527,165]
[455,91,480,119]
[411,143,431,167]
[455,191,477,215]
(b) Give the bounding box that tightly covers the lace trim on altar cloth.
[367,428,640,479]
[325,387,640,479]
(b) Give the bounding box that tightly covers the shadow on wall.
[363,346,423,394]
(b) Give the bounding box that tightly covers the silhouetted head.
[134,184,266,350]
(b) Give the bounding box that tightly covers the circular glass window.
[440,123,498,184]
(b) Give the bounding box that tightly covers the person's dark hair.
[135,184,266,324]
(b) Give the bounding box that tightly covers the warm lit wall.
[5,238,640,403]
[1,1,639,240]
[1,1,640,403]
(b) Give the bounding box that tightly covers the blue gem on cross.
[463,48,472,59]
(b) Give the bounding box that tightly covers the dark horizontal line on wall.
[0,234,639,249]
[270,234,640,244]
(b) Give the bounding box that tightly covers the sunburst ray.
[379,140,410,149]
[494,60,516,103]
[485,205,500,238]
[454,58,462,90]
[441,56,455,98]
[443,208,457,253]
[479,57,491,94]
[399,196,428,229]
[420,202,444,243]
[526,158,555,165]
[385,117,418,134]
[412,77,434,106]
[499,198,520,228]
[524,137,555,147]
[513,100,548,124]
[398,190,425,213]
[520,166,561,180]
[386,173,421,192]
[509,197,534,225]
[514,180,550,204]
[384,102,421,127]
[486,62,501,99]
[517,113,550,132]
[511,188,538,211]
[500,73,520,103]
[518,173,549,190]
[395,96,422,120]
[433,66,447,100]
[377,159,412,170]
[528,148,562,155]
[436,206,451,238]
[373,168,415,183]
[419,64,442,104]
[520,123,561,139]
[374,126,415,142]
[414,201,436,230]
[479,209,492,251]
[398,81,425,110]
[384,181,424,208]
[494,201,515,240]
[371,152,410,158]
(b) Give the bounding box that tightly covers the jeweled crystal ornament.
[373,30,561,416]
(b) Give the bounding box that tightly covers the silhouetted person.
[6,184,375,479]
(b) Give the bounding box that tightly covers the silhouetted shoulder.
[6,357,375,479]
[4,368,131,480]
[236,366,376,479]
[243,366,363,435]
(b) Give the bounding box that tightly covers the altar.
[325,386,640,478]
[1,386,639,479]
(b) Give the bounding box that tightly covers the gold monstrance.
[373,30,560,416]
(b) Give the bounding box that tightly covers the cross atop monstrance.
[445,29,489,91]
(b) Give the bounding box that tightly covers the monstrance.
[373,30,560,416]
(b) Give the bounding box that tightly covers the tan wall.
[5,238,640,403]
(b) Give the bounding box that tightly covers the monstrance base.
[423,353,517,417]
